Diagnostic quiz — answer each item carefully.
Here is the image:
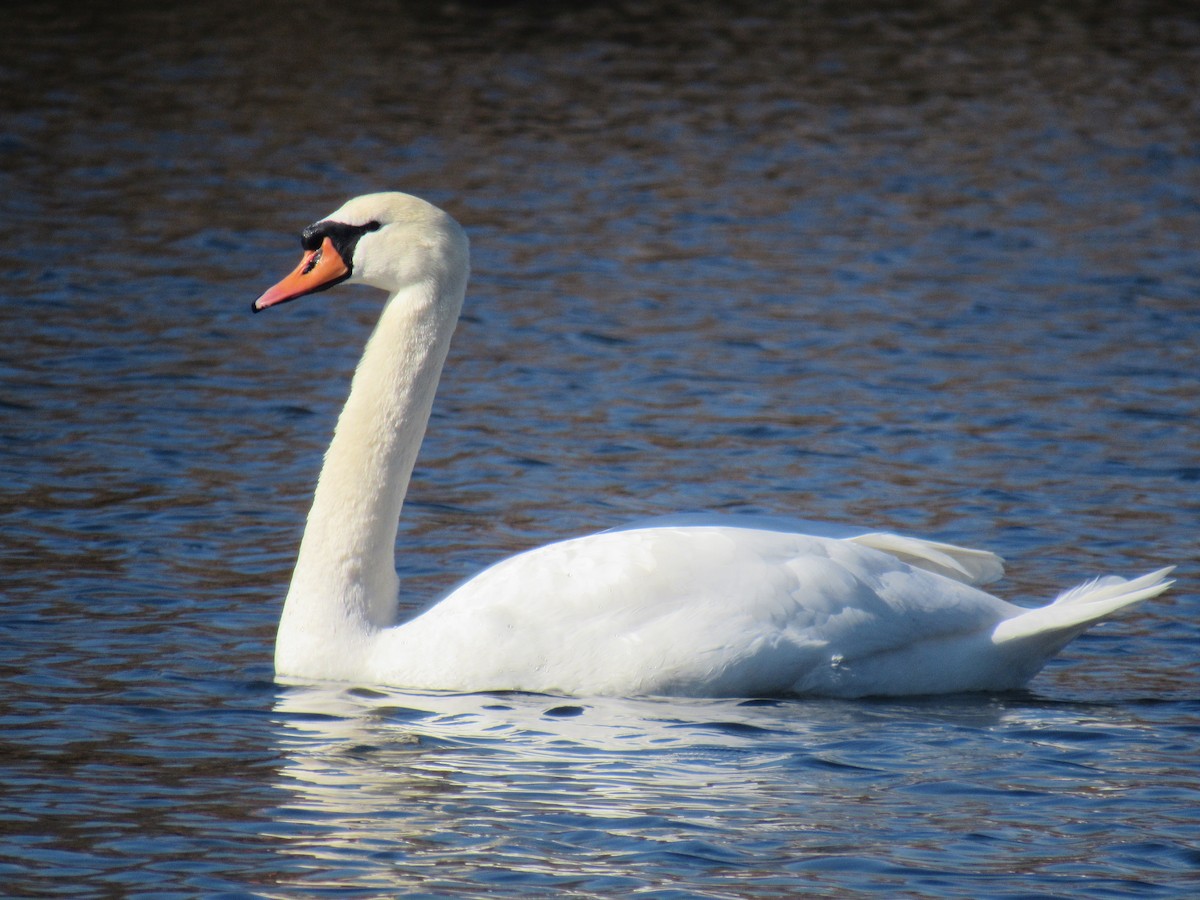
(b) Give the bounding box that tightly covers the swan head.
[253,192,469,312]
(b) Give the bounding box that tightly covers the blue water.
[2,1,1198,895]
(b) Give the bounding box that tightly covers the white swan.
[254,191,1173,698]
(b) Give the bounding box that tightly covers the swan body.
[255,192,1173,698]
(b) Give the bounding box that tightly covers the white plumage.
[254,192,1173,698]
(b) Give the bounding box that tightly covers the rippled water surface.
[2,1,1199,896]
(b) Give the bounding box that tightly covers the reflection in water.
[271,684,1126,894]
[271,686,852,891]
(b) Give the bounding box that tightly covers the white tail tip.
[993,566,1175,645]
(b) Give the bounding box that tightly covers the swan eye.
[300,220,382,255]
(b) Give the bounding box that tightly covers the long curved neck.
[275,273,465,677]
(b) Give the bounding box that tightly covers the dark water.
[2,1,1199,895]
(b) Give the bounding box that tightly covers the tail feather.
[992,567,1175,645]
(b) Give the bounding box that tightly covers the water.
[2,0,1198,895]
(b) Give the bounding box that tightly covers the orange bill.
[253,237,350,312]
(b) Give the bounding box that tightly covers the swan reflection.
[266,683,1029,892]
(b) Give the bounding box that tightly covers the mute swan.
[254,191,1173,698]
